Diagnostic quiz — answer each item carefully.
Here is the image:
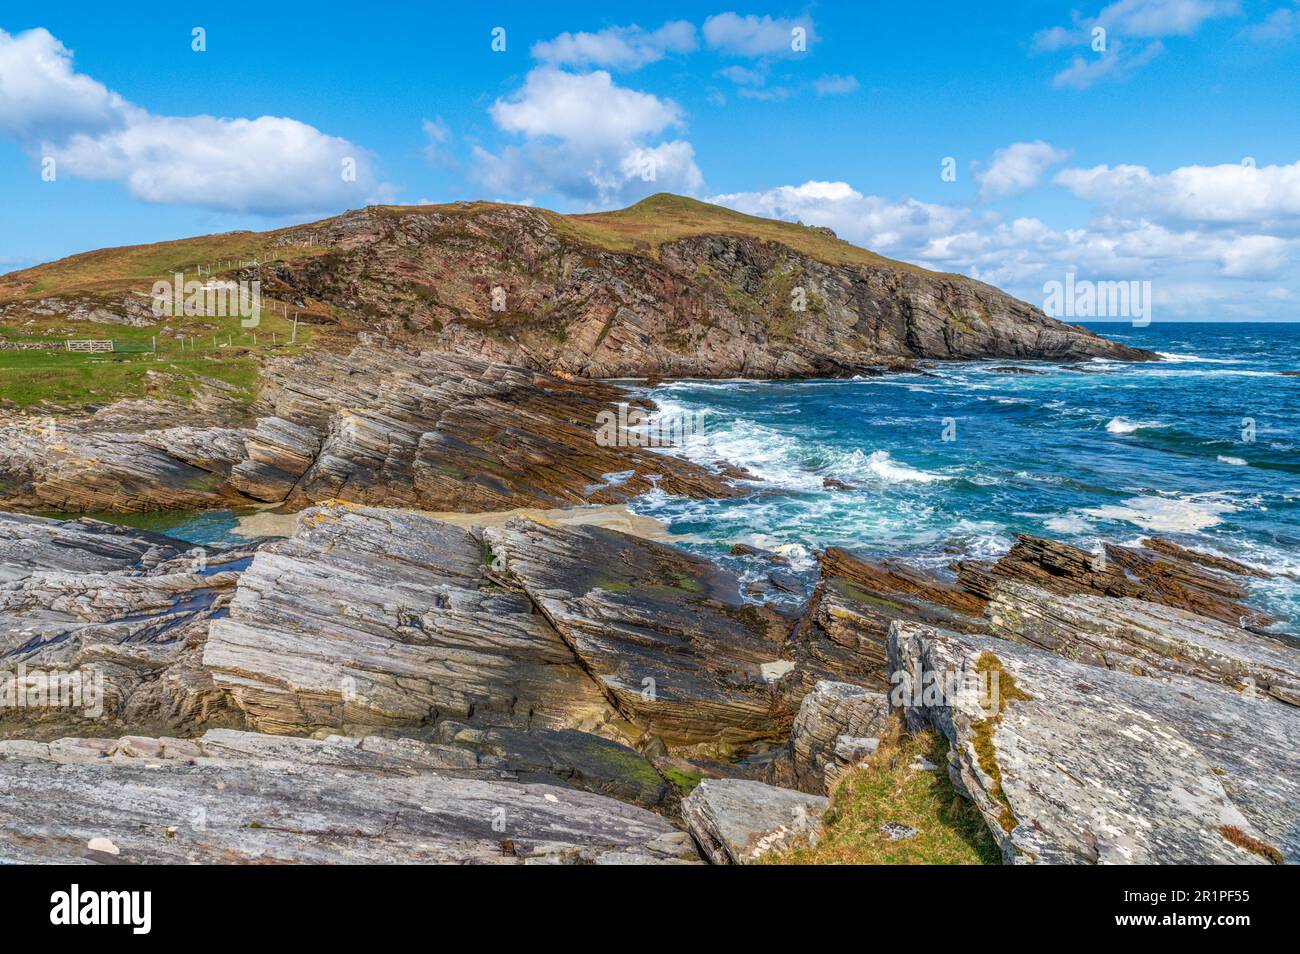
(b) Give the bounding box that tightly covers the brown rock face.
[958,534,1276,630]
[785,547,988,692]
[254,198,1154,378]
[484,517,798,749]
[0,347,741,513]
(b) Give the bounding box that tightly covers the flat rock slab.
[0,347,742,514]
[204,503,619,737]
[484,517,795,749]
[986,580,1300,706]
[786,546,987,693]
[682,778,828,864]
[0,728,699,864]
[0,511,184,583]
[888,621,1300,865]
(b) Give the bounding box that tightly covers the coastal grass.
[0,349,260,408]
[0,309,312,409]
[0,228,330,300]
[773,717,1001,865]
[559,194,954,277]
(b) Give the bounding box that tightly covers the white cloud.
[707,163,1299,319]
[531,21,697,70]
[1051,39,1164,89]
[1054,160,1300,229]
[0,27,385,215]
[1032,1,1238,88]
[703,13,816,56]
[710,181,971,255]
[421,116,454,166]
[475,67,703,207]
[1241,5,1300,41]
[812,74,859,96]
[718,65,766,86]
[490,67,683,147]
[976,141,1070,201]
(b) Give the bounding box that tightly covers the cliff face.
[251,196,1153,377]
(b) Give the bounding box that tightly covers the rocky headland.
[7,195,1285,866]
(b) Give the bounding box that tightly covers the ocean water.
[630,322,1300,629]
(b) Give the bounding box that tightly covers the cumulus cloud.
[1241,4,1300,41]
[0,27,385,215]
[1054,160,1300,229]
[710,181,972,254]
[703,13,816,56]
[1051,39,1164,88]
[475,67,703,207]
[531,21,697,70]
[708,162,1299,319]
[976,141,1070,201]
[1032,1,1239,88]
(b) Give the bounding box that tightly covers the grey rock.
[204,504,621,738]
[681,778,828,864]
[0,728,700,864]
[880,822,919,840]
[888,621,1299,865]
[986,581,1300,706]
[483,517,796,750]
[791,680,890,794]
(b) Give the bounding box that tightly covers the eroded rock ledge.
[0,347,741,514]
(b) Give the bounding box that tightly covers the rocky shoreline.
[2,494,1295,864]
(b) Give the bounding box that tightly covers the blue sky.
[1,1,1298,319]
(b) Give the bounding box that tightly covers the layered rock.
[986,580,1300,706]
[682,778,828,864]
[242,198,1156,377]
[786,547,987,692]
[203,503,622,738]
[0,512,245,738]
[484,517,797,749]
[0,728,699,864]
[889,622,1298,864]
[790,680,891,794]
[0,348,740,514]
[959,534,1277,630]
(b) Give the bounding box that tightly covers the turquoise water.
[46,508,258,549]
[630,323,1300,628]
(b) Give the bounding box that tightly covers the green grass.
[0,305,313,409]
[0,227,332,300]
[0,349,260,408]
[772,717,1001,865]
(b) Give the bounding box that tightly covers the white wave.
[1154,351,1240,364]
[1217,455,1248,466]
[1043,513,1094,534]
[1083,495,1239,533]
[860,450,952,484]
[1106,417,1168,435]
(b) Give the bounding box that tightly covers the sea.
[629,322,1300,629]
